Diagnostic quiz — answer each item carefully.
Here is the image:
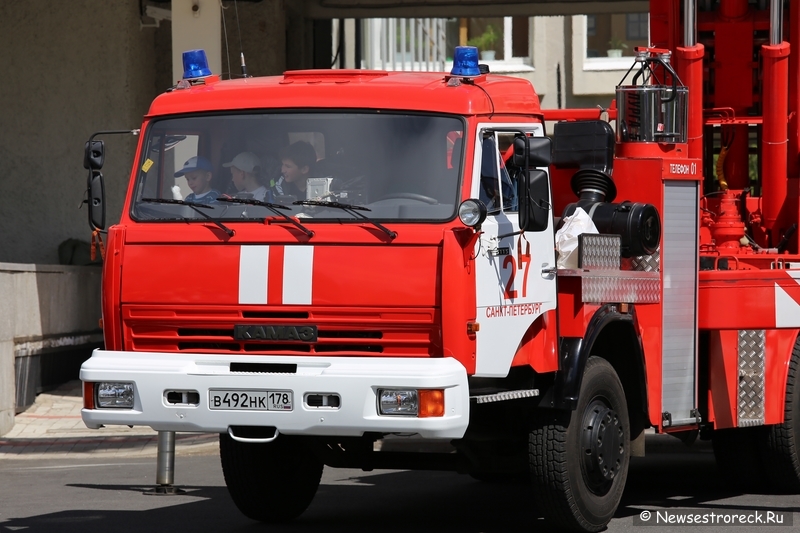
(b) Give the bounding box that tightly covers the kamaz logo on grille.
[234,325,318,342]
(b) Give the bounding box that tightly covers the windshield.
[131,112,464,223]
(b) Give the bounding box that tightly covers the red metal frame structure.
[654,0,799,426]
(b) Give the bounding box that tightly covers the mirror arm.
[88,129,140,143]
[84,129,140,170]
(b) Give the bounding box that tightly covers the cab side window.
[497,133,518,213]
[479,133,518,214]
[479,135,500,212]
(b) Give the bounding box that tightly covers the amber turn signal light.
[418,389,445,418]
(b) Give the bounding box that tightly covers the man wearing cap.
[175,156,220,204]
[224,151,268,202]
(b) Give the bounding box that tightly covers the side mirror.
[513,135,551,168]
[518,169,550,232]
[87,170,106,230]
[84,140,105,170]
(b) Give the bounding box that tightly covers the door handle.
[541,265,557,279]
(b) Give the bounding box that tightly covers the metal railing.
[364,18,448,72]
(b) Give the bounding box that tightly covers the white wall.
[171,0,222,82]
[570,15,632,97]
[531,16,567,110]
[0,264,101,436]
[522,15,633,112]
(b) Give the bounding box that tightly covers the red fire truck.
[80,0,800,530]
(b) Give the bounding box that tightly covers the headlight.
[379,389,418,415]
[458,199,487,228]
[96,382,135,408]
[378,388,444,417]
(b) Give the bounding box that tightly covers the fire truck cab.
[80,2,800,529]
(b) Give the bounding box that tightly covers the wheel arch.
[553,304,648,436]
[774,328,800,423]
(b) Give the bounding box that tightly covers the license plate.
[208,389,293,411]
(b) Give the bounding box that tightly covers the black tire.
[762,340,800,492]
[219,433,323,523]
[529,356,630,532]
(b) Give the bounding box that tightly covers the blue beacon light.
[450,46,481,77]
[182,49,212,79]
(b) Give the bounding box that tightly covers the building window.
[464,17,529,61]
[626,14,648,41]
[585,13,649,60]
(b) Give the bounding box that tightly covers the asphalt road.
[0,434,797,532]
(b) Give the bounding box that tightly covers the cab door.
[472,124,557,377]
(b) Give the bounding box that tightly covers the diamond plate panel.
[629,247,661,272]
[738,329,765,426]
[579,234,621,270]
[582,275,661,303]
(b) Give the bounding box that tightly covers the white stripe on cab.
[239,245,269,304]
[283,246,314,305]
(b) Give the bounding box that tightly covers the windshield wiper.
[216,196,314,238]
[293,200,397,240]
[141,198,234,237]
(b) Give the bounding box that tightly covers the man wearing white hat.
[223,151,268,202]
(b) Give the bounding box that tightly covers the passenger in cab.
[272,141,317,202]
[224,151,269,202]
[175,156,220,204]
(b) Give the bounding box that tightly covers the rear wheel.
[762,341,800,492]
[529,356,630,532]
[219,433,323,523]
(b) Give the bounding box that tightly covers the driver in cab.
[175,156,220,204]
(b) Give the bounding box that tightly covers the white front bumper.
[80,350,470,439]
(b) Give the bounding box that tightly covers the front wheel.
[219,433,323,523]
[529,356,630,532]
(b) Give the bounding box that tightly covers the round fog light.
[458,199,487,228]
